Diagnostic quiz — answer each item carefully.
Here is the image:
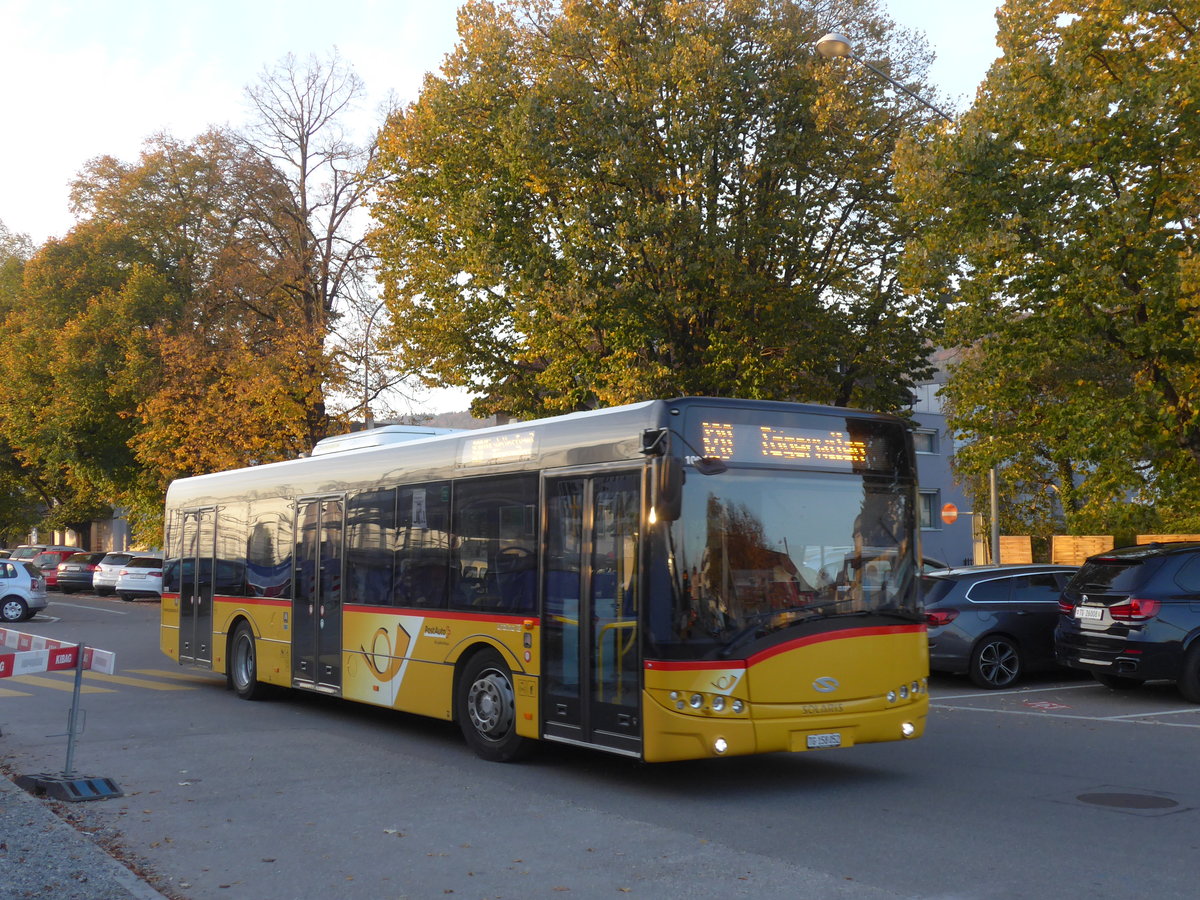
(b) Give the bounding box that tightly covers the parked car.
[1056,542,1200,701]
[0,559,49,622]
[923,564,1079,689]
[115,556,164,601]
[0,549,10,558]
[55,551,108,594]
[92,552,136,596]
[32,548,85,591]
[9,544,49,561]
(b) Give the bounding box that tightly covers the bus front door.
[543,472,641,756]
[293,497,344,693]
[178,508,215,666]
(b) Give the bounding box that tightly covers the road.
[2,593,1199,899]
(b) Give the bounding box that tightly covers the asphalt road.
[3,593,1199,899]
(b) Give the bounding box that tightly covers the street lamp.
[817,31,1001,565]
[361,299,388,430]
[815,32,955,123]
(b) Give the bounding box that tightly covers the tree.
[898,0,1200,534]
[370,0,944,419]
[243,50,384,443]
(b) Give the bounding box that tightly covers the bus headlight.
[731,699,745,714]
[714,737,728,754]
[711,695,726,712]
[689,693,704,709]
[901,721,916,738]
[887,690,897,703]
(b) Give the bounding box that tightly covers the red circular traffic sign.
[941,503,959,525]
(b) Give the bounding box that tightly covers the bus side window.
[450,474,538,614]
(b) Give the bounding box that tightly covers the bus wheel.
[457,649,529,762]
[230,622,270,701]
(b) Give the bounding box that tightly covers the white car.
[115,556,164,601]
[92,552,135,596]
[0,559,49,622]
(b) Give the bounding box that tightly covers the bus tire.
[229,621,271,701]
[457,649,529,762]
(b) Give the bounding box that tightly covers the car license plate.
[128,573,145,580]
[64,565,79,571]
[1075,606,1103,620]
[806,732,841,750]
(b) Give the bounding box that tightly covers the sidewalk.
[0,775,167,900]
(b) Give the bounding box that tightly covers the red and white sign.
[941,503,959,525]
[0,628,116,678]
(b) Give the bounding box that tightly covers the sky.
[0,0,1002,412]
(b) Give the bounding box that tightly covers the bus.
[160,398,928,762]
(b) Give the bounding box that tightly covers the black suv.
[1056,542,1200,701]
[923,564,1078,689]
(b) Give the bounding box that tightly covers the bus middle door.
[543,471,641,756]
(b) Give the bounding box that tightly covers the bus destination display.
[700,421,874,469]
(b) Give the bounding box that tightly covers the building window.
[919,491,940,530]
[913,429,938,454]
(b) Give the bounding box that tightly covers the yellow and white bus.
[161,398,928,762]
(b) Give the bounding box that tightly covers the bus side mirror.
[657,457,683,522]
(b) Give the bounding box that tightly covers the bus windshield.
[651,468,920,661]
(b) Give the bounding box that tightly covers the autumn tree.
[370,0,944,419]
[243,50,390,442]
[898,0,1200,534]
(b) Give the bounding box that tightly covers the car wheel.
[1093,673,1142,691]
[229,622,271,701]
[1,596,29,623]
[969,635,1022,689]
[456,649,530,762]
[1177,642,1200,703]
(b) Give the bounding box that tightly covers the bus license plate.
[1075,606,1103,620]
[806,732,841,750]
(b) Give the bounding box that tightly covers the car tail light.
[119,569,129,576]
[1058,597,1075,614]
[925,609,959,627]
[149,571,162,578]
[1109,598,1161,621]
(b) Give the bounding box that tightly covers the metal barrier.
[0,627,123,801]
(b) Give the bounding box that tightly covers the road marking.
[82,672,194,691]
[10,675,115,693]
[1104,708,1200,720]
[933,703,1200,728]
[49,602,128,615]
[932,683,1098,701]
[0,686,33,697]
[129,668,225,684]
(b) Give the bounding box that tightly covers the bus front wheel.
[229,622,270,701]
[457,649,529,762]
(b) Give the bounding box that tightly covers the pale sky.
[0,0,1000,411]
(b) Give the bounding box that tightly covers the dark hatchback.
[56,551,108,593]
[1056,542,1200,701]
[923,564,1078,689]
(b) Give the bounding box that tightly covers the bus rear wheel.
[457,649,529,762]
[229,622,271,701]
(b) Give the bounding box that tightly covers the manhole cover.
[1077,792,1179,810]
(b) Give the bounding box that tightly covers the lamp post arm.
[851,55,954,123]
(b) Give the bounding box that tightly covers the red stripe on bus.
[645,624,925,670]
